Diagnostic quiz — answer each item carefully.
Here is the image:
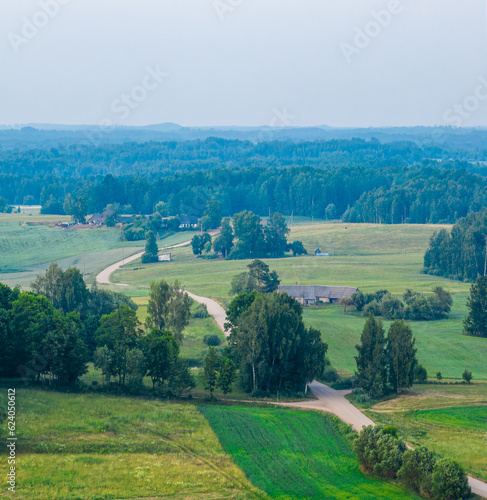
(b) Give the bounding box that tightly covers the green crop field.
[410,405,487,431]
[201,405,418,499]
[0,389,264,500]
[369,397,487,481]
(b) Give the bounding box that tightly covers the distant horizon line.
[0,122,484,130]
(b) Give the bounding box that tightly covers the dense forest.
[1,138,487,223]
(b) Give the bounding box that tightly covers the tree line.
[2,138,487,224]
[424,209,487,281]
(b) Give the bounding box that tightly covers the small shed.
[158,253,172,262]
[314,248,329,257]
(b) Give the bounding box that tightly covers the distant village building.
[314,248,329,257]
[278,285,358,306]
[87,207,115,226]
[178,215,198,229]
[158,253,172,262]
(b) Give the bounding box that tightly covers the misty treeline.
[1,138,487,223]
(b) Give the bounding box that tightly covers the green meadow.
[0,211,197,289]
[201,405,419,499]
[0,389,263,500]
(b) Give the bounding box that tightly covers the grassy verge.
[201,405,420,499]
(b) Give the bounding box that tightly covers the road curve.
[185,291,228,336]
[279,381,375,432]
[96,231,219,286]
[96,250,143,285]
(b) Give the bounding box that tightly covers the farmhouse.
[178,215,198,229]
[278,285,358,306]
[87,207,115,226]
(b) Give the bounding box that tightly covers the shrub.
[382,426,398,438]
[414,364,428,383]
[203,334,221,346]
[380,295,405,320]
[363,300,381,316]
[462,369,472,384]
[397,446,436,497]
[322,368,339,383]
[431,458,470,500]
[353,426,406,478]
[193,303,210,318]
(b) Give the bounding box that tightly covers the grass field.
[366,387,487,481]
[0,389,264,500]
[0,210,198,289]
[201,405,419,499]
[114,223,462,301]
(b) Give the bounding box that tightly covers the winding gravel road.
[95,248,487,498]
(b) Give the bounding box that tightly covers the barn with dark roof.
[278,285,358,306]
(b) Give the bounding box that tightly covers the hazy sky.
[2,0,487,128]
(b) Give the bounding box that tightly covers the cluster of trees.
[230,260,280,295]
[225,290,327,394]
[0,265,137,383]
[0,267,195,395]
[3,136,487,225]
[203,346,237,398]
[355,315,417,396]
[192,211,305,261]
[354,426,471,499]
[93,307,194,395]
[0,195,12,213]
[424,209,487,281]
[350,287,452,321]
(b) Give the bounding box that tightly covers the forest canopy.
[1,138,487,224]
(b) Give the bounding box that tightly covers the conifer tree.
[355,315,386,397]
